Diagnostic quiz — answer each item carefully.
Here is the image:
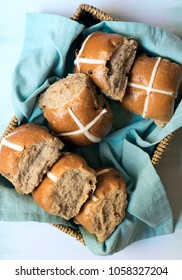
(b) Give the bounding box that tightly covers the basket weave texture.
[0,4,176,245]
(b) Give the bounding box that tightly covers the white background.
[0,0,182,260]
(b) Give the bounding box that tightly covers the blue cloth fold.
[12,13,85,124]
[1,13,182,255]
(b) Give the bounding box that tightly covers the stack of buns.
[73,31,182,127]
[40,31,181,135]
[0,30,182,243]
[0,124,127,242]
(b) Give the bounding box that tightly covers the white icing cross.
[89,169,110,202]
[47,171,59,183]
[90,193,98,202]
[96,169,110,176]
[74,33,106,71]
[128,57,174,118]
[0,132,24,152]
[74,58,106,71]
[58,107,108,143]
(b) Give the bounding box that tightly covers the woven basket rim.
[71,3,116,22]
[0,4,177,246]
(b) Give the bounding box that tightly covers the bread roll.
[40,73,113,146]
[75,168,127,242]
[121,54,182,126]
[32,152,97,220]
[0,123,64,194]
[74,31,138,101]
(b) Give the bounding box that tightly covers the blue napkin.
[12,13,85,124]
[1,13,182,255]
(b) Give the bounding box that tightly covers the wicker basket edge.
[0,4,176,246]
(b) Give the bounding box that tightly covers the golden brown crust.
[48,152,96,178]
[75,31,138,100]
[40,75,113,146]
[75,168,127,241]
[121,54,182,125]
[80,32,124,60]
[32,152,97,219]
[75,32,125,93]
[0,123,59,176]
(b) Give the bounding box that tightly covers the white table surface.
[0,0,182,260]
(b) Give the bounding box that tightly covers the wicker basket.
[0,4,177,246]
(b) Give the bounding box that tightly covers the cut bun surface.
[32,153,97,220]
[0,123,64,194]
[74,31,138,101]
[75,168,127,242]
[40,73,113,146]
